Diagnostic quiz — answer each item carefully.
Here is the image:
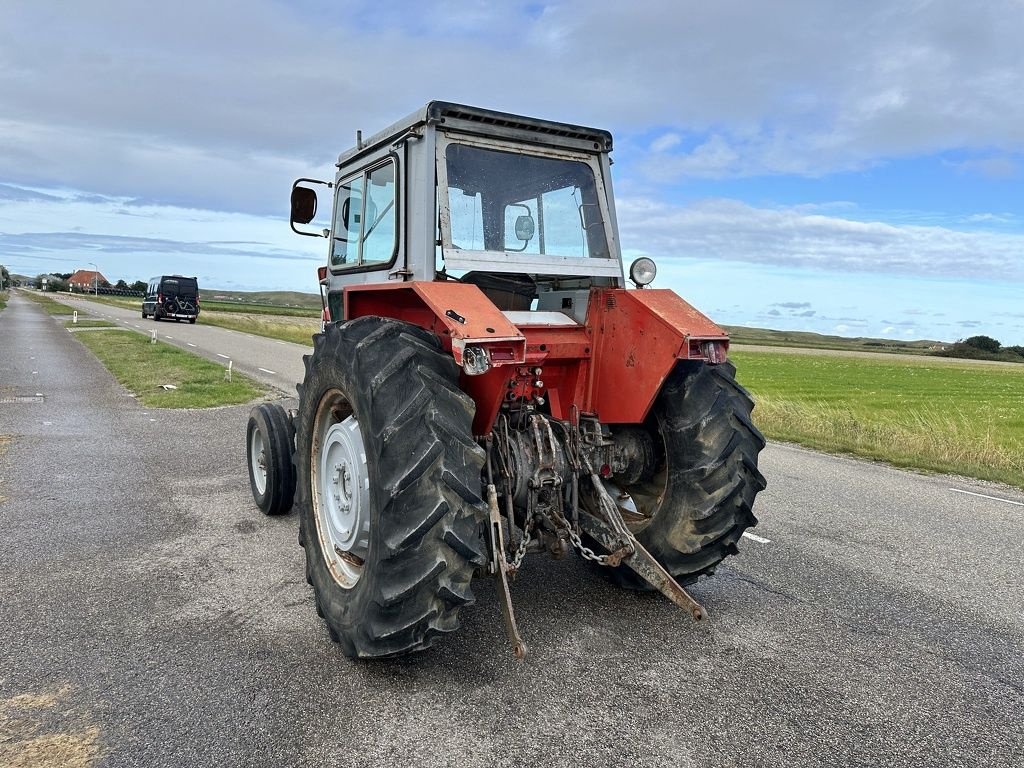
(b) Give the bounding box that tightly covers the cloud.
[618,196,1024,282]
[772,301,812,309]
[948,156,1021,179]
[1,1,1023,209]
[650,133,682,153]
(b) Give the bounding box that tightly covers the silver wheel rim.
[312,396,370,588]
[250,427,267,495]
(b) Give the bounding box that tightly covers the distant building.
[68,269,108,292]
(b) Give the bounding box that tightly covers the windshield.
[162,279,197,297]
[444,144,609,260]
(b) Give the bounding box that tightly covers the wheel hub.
[250,429,267,495]
[316,416,370,586]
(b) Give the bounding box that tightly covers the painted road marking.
[186,342,197,347]
[742,531,772,544]
[217,353,230,359]
[950,488,1024,507]
[275,341,286,345]
[258,367,277,375]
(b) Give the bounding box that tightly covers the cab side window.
[330,159,397,271]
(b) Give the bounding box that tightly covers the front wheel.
[602,360,767,588]
[295,317,487,658]
[246,403,296,516]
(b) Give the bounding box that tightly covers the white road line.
[950,488,1024,507]
[258,367,277,375]
[217,353,230,359]
[164,335,173,339]
[742,531,772,544]
[275,341,285,345]
[186,342,197,347]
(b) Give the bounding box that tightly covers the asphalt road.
[1,291,1022,767]
[49,292,309,395]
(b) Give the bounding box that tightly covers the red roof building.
[68,269,108,292]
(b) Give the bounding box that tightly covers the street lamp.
[88,262,98,295]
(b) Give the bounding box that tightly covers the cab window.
[331,160,397,271]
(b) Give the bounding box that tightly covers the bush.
[963,335,1001,353]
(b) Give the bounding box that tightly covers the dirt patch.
[0,686,103,768]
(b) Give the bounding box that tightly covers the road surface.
[50,292,309,395]
[1,291,1022,767]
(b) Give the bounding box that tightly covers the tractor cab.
[290,102,654,324]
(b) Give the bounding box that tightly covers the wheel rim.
[312,391,370,588]
[250,426,267,495]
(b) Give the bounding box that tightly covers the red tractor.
[245,102,766,658]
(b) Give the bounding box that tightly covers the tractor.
[245,102,767,658]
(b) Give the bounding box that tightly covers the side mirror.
[290,178,333,238]
[515,214,535,242]
[291,187,317,225]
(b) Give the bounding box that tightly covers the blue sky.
[1,0,1022,344]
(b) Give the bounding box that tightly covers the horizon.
[1,2,1022,344]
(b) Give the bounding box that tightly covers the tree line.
[931,335,1024,363]
[30,273,147,294]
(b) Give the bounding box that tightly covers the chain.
[507,515,534,573]
[548,503,620,566]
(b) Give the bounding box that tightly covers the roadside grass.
[199,311,319,346]
[731,350,1024,488]
[72,293,318,318]
[22,291,76,314]
[76,330,265,408]
[64,319,116,328]
[69,294,319,343]
[0,290,8,311]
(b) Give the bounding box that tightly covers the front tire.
[247,403,296,516]
[295,317,487,658]
[604,361,767,588]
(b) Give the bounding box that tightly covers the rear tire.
[295,317,487,658]
[247,403,296,516]
[602,361,766,588]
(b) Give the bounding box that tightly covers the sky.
[1,0,1022,344]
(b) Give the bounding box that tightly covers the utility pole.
[89,262,99,295]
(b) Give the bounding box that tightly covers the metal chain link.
[507,516,534,572]
[550,505,619,566]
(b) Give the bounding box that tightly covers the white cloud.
[617,196,1024,281]
[1,1,1023,207]
[649,133,682,153]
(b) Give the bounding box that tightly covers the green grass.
[76,330,266,408]
[199,311,319,346]
[725,325,943,355]
[73,292,319,317]
[731,350,1024,488]
[64,319,116,328]
[22,291,76,314]
[0,290,8,311]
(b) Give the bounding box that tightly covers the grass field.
[64,319,116,328]
[0,290,7,311]
[76,330,265,408]
[731,350,1024,488]
[22,291,76,314]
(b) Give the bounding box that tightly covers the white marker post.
[225,360,233,382]
[150,330,157,344]
[73,310,78,324]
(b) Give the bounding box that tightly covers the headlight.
[629,257,657,287]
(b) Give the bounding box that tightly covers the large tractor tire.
[604,360,767,588]
[295,317,488,658]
